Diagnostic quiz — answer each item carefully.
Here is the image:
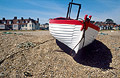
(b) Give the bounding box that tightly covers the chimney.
[21,17,24,20]
[37,18,39,23]
[14,16,17,19]
[3,18,5,20]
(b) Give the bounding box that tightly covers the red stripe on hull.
[49,17,100,31]
[49,19,83,25]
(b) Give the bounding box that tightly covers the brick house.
[0,17,40,30]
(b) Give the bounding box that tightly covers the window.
[25,24,27,27]
[17,21,19,23]
[0,25,4,27]
[29,24,31,27]
[3,21,6,24]
[0,25,5,29]
[22,25,24,27]
[29,21,32,23]
[14,25,18,28]
[9,21,12,24]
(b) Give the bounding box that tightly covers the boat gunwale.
[49,17,100,32]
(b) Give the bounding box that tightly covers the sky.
[0,0,120,24]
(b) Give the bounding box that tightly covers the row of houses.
[0,17,40,30]
[94,21,120,30]
[1,17,119,30]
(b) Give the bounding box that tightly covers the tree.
[105,19,114,24]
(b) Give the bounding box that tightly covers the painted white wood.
[77,27,98,52]
[49,24,98,54]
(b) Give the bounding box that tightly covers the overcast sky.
[0,0,120,24]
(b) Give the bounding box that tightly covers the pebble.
[0,72,5,77]
[0,31,120,78]
[17,42,36,49]
[24,71,33,77]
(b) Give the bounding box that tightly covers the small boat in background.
[49,0,100,56]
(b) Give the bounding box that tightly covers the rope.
[70,21,86,57]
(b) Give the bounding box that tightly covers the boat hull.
[49,18,99,54]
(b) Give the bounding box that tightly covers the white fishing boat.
[49,1,100,56]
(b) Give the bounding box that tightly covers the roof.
[0,17,39,26]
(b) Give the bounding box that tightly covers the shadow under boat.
[56,39,113,69]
